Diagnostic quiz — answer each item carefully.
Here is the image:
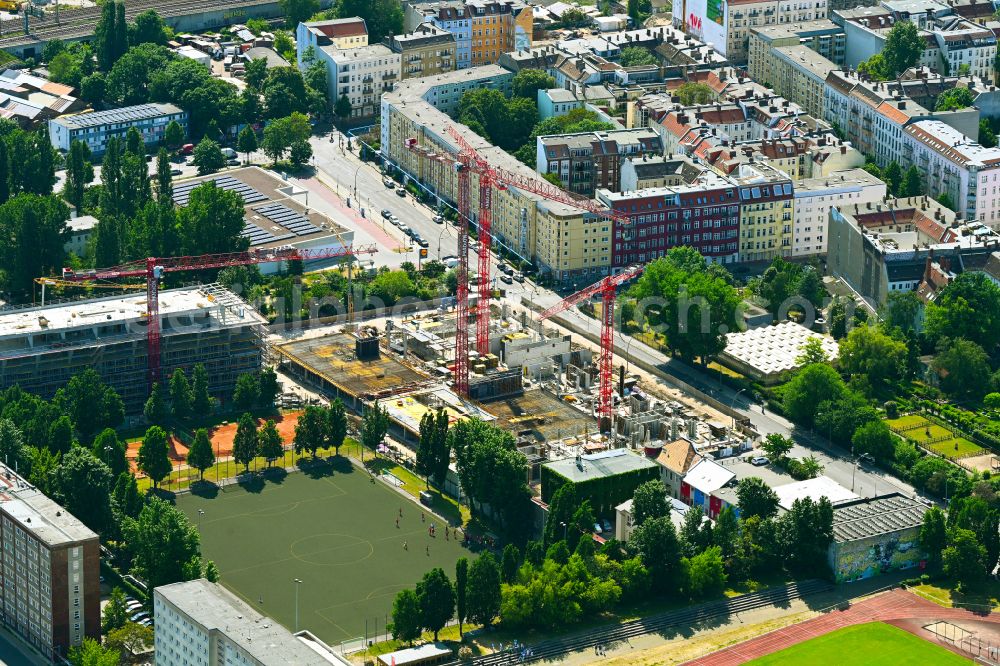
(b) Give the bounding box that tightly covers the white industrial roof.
[721,321,839,377]
[774,476,858,510]
[378,643,452,666]
[683,458,735,495]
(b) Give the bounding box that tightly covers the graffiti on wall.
[832,529,923,583]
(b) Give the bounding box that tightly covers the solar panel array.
[255,203,319,236]
[241,223,294,247]
[172,176,267,206]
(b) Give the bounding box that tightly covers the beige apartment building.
[391,23,457,80]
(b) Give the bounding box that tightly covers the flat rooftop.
[485,388,590,443]
[831,493,928,543]
[544,448,657,483]
[0,462,97,547]
[275,332,427,399]
[155,579,337,665]
[774,476,859,510]
[52,103,183,130]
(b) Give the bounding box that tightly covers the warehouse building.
[0,285,266,412]
[541,449,660,519]
[828,493,929,583]
[0,463,100,661]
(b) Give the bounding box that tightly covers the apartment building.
[0,467,99,661]
[407,0,532,69]
[154,579,336,666]
[48,103,187,154]
[536,128,662,196]
[901,120,1000,227]
[597,169,742,267]
[392,23,457,80]
[733,162,796,261]
[748,21,846,81]
[0,286,265,412]
[792,168,886,256]
[676,0,828,63]
[769,44,838,117]
[620,154,704,190]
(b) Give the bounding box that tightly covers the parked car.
[750,456,770,466]
[593,522,603,534]
[221,147,237,159]
[498,263,513,276]
[179,143,194,155]
[500,274,513,285]
[513,272,524,283]
[441,255,459,268]
[601,519,612,533]
[433,214,445,224]
[227,158,239,166]
[396,187,407,197]
[384,178,395,188]
[389,215,401,226]
[381,209,392,219]
[416,238,429,248]
[170,168,183,176]
[404,228,417,239]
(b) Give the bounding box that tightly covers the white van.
[221,147,237,159]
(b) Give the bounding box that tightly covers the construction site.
[0,284,267,411]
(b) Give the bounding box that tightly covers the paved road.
[302,133,918,502]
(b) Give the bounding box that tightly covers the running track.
[683,588,997,665]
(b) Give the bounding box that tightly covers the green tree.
[105,622,154,660]
[466,552,501,627]
[760,433,794,461]
[68,638,119,666]
[204,560,220,582]
[102,588,130,633]
[416,567,455,640]
[512,69,556,99]
[932,338,992,402]
[123,496,202,589]
[261,112,312,164]
[796,338,829,366]
[137,425,172,489]
[925,272,1000,350]
[629,248,740,362]
[94,0,120,71]
[543,482,577,547]
[144,382,168,426]
[631,479,668,527]
[851,420,896,464]
[626,0,652,24]
[390,589,422,645]
[193,137,226,175]
[294,405,326,459]
[882,291,923,334]
[259,419,284,468]
[881,161,903,196]
[501,543,520,584]
[783,363,846,426]
[289,139,313,168]
[47,415,74,455]
[245,58,269,91]
[777,497,834,577]
[54,447,114,535]
[187,428,215,480]
[169,368,192,420]
[684,545,726,598]
[0,194,70,299]
[279,0,320,26]
[106,44,175,105]
[112,471,143,519]
[416,407,450,487]
[736,477,779,520]
[838,324,908,393]
[191,363,212,415]
[130,9,169,45]
[64,140,94,213]
[936,87,976,111]
[233,413,259,473]
[361,401,390,454]
[455,557,469,636]
[334,93,352,123]
[675,82,714,105]
[943,527,987,590]
[0,420,31,476]
[176,181,248,255]
[630,515,683,592]
[164,119,185,149]
[619,46,657,67]
[324,0,403,42]
[898,165,924,197]
[980,118,998,148]
[325,399,348,456]
[237,126,258,164]
[883,21,925,77]
[679,504,712,557]
[919,506,948,569]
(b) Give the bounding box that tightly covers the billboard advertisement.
[685,0,728,58]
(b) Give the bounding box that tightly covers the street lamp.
[730,388,747,430]
[294,578,303,632]
[436,226,451,258]
[560,521,567,541]
[353,164,363,198]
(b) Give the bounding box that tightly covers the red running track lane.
[682,588,998,665]
[302,176,400,250]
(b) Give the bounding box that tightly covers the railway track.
[446,579,834,666]
[0,0,279,50]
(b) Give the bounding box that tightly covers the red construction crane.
[403,128,632,396]
[538,265,644,428]
[59,244,377,387]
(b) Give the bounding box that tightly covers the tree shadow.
[296,457,333,479]
[329,455,354,475]
[261,466,288,484]
[190,479,219,499]
[237,473,266,494]
[148,487,177,503]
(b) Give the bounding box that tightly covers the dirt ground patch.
[126,410,303,474]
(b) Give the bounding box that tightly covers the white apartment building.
[792,168,887,256]
[48,103,187,155]
[154,579,337,666]
[901,120,1000,228]
[0,466,100,661]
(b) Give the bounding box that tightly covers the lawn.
[886,415,932,431]
[746,622,971,665]
[906,424,953,444]
[927,438,984,459]
[175,460,475,645]
[911,581,1000,611]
